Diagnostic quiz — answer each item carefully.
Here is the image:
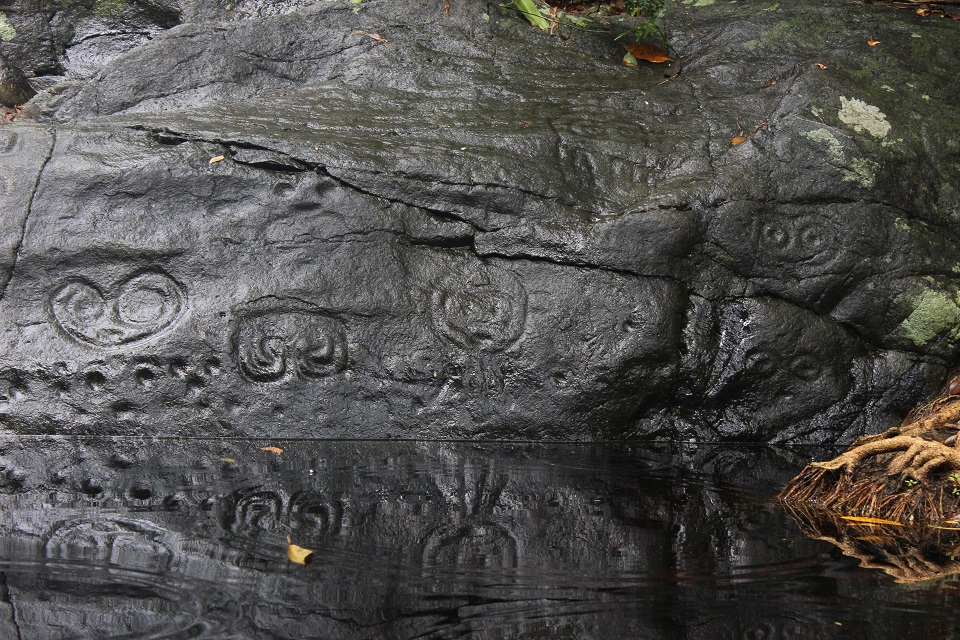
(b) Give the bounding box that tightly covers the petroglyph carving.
[756,215,837,268]
[234,298,347,383]
[50,269,185,347]
[431,266,527,352]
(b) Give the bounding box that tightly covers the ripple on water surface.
[0,439,959,639]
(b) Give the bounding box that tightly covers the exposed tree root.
[781,373,960,526]
[780,379,960,584]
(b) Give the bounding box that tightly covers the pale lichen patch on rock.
[838,97,891,139]
[0,13,16,42]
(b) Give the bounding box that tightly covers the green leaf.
[512,0,549,30]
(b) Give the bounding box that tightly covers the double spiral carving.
[234,299,347,383]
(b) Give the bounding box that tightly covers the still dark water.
[0,437,958,639]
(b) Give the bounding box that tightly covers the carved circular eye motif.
[760,222,790,249]
[52,281,109,326]
[797,224,826,253]
[746,351,773,375]
[790,354,821,381]
[117,286,169,324]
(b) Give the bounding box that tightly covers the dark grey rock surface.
[1,0,959,441]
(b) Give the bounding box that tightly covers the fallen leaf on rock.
[208,155,225,165]
[625,43,672,64]
[730,135,748,146]
[840,515,903,526]
[623,51,639,68]
[220,457,236,463]
[260,446,284,454]
[867,36,881,47]
[349,30,388,44]
[815,63,828,69]
[286,536,314,564]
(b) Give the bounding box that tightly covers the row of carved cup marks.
[0,355,225,419]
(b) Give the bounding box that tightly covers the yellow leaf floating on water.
[287,536,314,564]
[840,515,904,527]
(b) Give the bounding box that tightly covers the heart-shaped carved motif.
[51,270,185,347]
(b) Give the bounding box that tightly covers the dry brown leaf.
[286,536,314,564]
[625,43,672,64]
[260,446,284,454]
[209,155,225,165]
[350,30,388,44]
[815,63,827,69]
[730,135,748,146]
[867,36,881,47]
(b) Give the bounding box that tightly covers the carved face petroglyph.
[50,269,185,347]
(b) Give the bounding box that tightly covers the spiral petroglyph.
[234,298,347,383]
[50,269,185,347]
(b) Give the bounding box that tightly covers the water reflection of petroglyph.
[422,523,518,569]
[431,267,526,352]
[44,517,174,572]
[50,269,185,347]
[234,298,347,382]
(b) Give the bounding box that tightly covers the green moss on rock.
[899,289,960,346]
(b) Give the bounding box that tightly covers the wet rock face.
[1,0,959,441]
